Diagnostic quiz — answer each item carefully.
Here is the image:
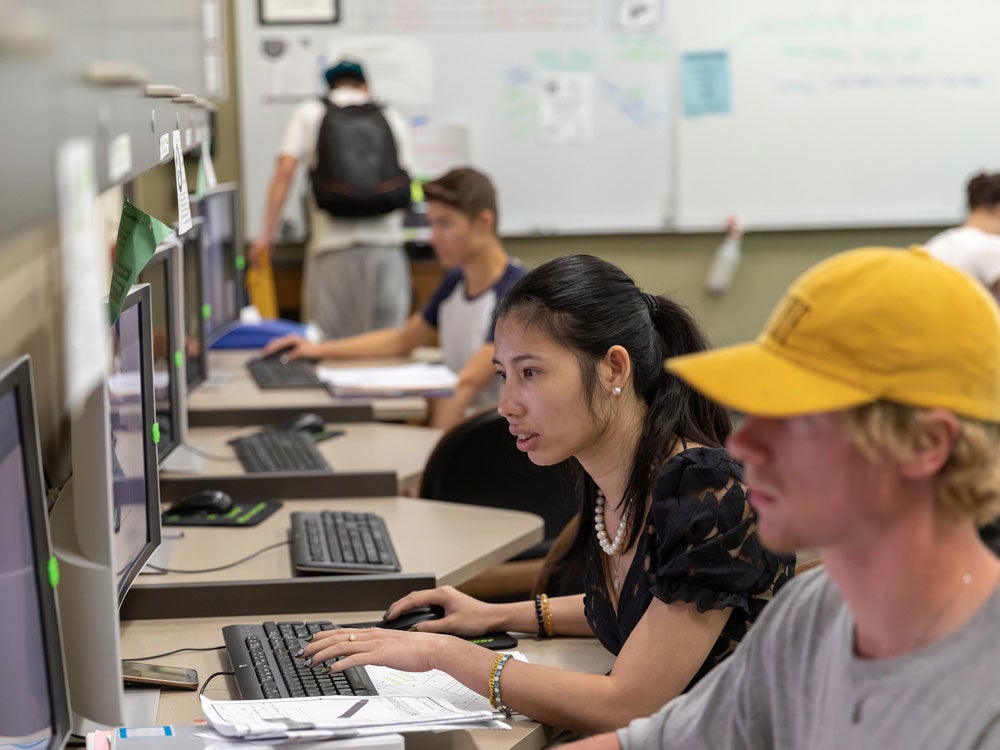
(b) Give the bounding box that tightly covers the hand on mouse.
[383,585,501,637]
[261,334,319,361]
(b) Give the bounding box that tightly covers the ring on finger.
[348,632,358,642]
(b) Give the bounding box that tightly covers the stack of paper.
[318,363,458,398]
[200,695,505,741]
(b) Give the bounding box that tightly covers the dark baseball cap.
[324,59,366,87]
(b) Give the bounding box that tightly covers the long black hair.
[493,254,731,584]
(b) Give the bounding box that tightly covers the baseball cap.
[324,59,366,87]
[666,246,1000,421]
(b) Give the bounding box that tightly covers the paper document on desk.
[318,363,458,397]
[367,651,529,713]
[200,694,501,740]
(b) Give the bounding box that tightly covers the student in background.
[248,59,414,338]
[300,255,794,734]
[565,247,1000,750]
[263,167,524,429]
[924,171,1000,302]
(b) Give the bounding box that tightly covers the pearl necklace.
[594,489,627,556]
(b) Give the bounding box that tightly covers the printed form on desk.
[317,363,457,398]
[200,694,507,741]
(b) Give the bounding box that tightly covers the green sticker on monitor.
[202,303,211,320]
[235,256,246,271]
[48,556,60,588]
[174,350,183,369]
[152,422,161,444]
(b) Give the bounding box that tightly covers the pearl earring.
[612,387,622,396]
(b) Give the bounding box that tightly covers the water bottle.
[705,216,743,295]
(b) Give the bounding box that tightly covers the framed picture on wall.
[258,0,339,25]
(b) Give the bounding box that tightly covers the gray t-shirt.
[619,567,1000,750]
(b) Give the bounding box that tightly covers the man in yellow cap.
[566,246,1000,749]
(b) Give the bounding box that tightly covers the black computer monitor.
[136,238,184,464]
[179,218,208,389]
[107,285,162,599]
[49,284,162,733]
[197,183,243,344]
[0,356,71,750]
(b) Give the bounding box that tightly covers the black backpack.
[310,99,412,218]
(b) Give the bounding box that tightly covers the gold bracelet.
[540,593,554,638]
[488,653,506,710]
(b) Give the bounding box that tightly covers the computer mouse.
[379,604,446,631]
[276,412,326,434]
[170,489,235,515]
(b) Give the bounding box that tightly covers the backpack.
[310,99,412,218]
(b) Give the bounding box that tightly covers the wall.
[143,1,951,348]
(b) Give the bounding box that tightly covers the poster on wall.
[259,0,339,25]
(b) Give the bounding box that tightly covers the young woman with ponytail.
[301,255,795,734]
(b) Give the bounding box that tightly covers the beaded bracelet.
[540,593,554,638]
[488,653,512,714]
[534,594,547,638]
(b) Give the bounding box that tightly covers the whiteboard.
[672,0,1000,231]
[235,1,674,239]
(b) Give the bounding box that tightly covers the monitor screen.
[107,294,158,599]
[0,357,70,750]
[200,187,242,343]
[136,243,181,463]
[180,220,207,389]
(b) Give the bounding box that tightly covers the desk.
[164,422,443,495]
[120,610,615,750]
[126,497,544,619]
[189,351,428,426]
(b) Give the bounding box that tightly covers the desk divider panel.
[187,402,375,428]
[159,471,399,501]
[121,573,436,620]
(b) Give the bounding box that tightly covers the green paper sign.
[109,200,172,325]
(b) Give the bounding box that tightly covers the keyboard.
[291,511,401,574]
[223,620,378,700]
[229,430,331,473]
[247,357,324,389]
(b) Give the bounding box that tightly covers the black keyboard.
[230,430,331,473]
[247,358,324,389]
[291,511,402,574]
[223,620,378,700]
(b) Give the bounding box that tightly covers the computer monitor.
[196,183,243,344]
[179,218,208,389]
[50,284,162,733]
[136,237,187,464]
[0,355,71,750]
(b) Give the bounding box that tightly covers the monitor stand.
[159,442,207,474]
[121,688,160,727]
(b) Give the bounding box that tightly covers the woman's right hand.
[261,334,320,361]
[385,585,499,636]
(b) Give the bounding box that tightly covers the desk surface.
[190,351,428,423]
[166,422,442,493]
[120,610,615,750]
[140,496,543,589]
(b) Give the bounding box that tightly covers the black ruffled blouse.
[583,446,796,689]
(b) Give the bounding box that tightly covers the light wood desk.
[189,351,428,426]
[164,422,443,495]
[120,610,615,750]
[126,497,544,619]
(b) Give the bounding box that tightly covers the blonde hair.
[844,401,1000,524]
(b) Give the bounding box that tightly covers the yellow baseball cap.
[667,246,1000,421]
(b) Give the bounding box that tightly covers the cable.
[123,645,225,661]
[199,670,235,696]
[144,540,290,574]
